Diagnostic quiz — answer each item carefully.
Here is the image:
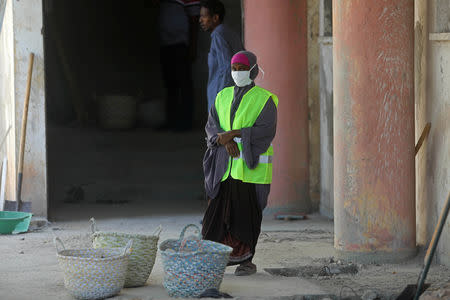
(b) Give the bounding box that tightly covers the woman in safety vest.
[202,50,278,276]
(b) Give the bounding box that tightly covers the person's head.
[199,0,225,32]
[230,51,260,87]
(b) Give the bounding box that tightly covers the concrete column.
[319,0,334,219]
[244,0,310,215]
[414,0,429,248]
[0,0,17,205]
[333,0,416,263]
[0,0,47,216]
[14,0,47,217]
[307,0,321,211]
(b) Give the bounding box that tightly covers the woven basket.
[159,224,232,298]
[90,218,162,287]
[97,95,137,129]
[54,237,132,300]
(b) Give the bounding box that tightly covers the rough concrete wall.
[0,0,6,31]
[308,0,320,212]
[436,0,450,32]
[0,0,16,203]
[13,0,47,216]
[422,0,450,266]
[415,0,428,248]
[427,41,450,266]
[334,0,416,262]
[318,0,333,219]
[319,41,333,219]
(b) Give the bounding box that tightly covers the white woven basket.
[90,218,162,287]
[54,237,132,300]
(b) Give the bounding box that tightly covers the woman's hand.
[225,141,240,158]
[217,132,234,146]
[217,130,241,146]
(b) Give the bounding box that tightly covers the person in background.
[158,0,200,131]
[202,51,278,276]
[199,0,243,111]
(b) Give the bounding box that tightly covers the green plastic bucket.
[0,211,32,234]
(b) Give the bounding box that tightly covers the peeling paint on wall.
[333,0,416,260]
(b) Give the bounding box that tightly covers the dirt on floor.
[255,229,450,299]
[0,214,449,300]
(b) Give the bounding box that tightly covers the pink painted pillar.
[334,0,416,263]
[244,0,310,215]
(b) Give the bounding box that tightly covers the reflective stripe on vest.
[215,86,278,184]
[233,155,273,164]
[232,138,273,163]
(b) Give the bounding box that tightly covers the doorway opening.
[42,0,243,220]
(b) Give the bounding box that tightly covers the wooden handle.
[424,190,450,264]
[415,122,431,156]
[416,191,450,300]
[16,53,34,210]
[17,53,34,174]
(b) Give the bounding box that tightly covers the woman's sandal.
[234,262,257,276]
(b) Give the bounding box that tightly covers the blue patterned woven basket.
[54,237,132,300]
[159,224,233,298]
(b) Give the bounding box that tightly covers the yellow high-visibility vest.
[215,86,278,184]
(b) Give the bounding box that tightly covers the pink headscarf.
[230,51,259,80]
[231,53,250,67]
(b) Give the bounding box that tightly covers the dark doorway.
[42,0,243,220]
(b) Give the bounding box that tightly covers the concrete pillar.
[14,0,47,217]
[244,0,310,215]
[307,0,321,211]
[0,0,17,205]
[414,0,429,247]
[333,0,416,263]
[0,0,47,216]
[319,0,334,219]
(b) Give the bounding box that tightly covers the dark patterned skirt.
[201,178,262,265]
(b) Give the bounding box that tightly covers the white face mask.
[231,64,257,87]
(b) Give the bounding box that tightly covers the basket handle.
[152,224,163,237]
[90,217,98,233]
[123,239,133,256]
[179,224,201,240]
[53,237,65,253]
[179,238,203,253]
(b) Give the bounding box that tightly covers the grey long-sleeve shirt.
[203,83,277,210]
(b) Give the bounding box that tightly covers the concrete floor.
[0,214,330,300]
[1,213,449,300]
[34,126,331,299]
[3,126,446,299]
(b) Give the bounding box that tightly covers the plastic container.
[0,211,32,234]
